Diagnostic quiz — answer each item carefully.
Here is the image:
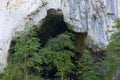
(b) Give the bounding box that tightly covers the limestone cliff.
[0,0,119,70]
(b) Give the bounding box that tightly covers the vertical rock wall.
[62,0,118,51]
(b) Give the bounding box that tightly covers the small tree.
[104,18,120,79]
[0,27,42,80]
[40,33,75,80]
[107,18,120,54]
[76,49,103,80]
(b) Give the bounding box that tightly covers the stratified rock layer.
[0,0,119,70]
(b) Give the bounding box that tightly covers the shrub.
[39,33,75,80]
[0,27,41,80]
[103,18,120,79]
[75,49,103,80]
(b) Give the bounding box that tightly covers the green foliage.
[76,50,103,80]
[0,26,109,80]
[13,27,41,68]
[103,18,120,79]
[0,29,75,80]
[40,33,75,80]
[96,18,120,80]
[28,74,44,80]
[0,27,42,80]
[107,18,120,53]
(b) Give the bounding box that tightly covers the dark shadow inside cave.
[9,9,88,57]
[7,9,101,80]
[8,9,70,59]
[37,9,69,46]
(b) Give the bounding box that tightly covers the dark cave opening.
[8,9,70,61]
[7,9,103,80]
[37,9,88,79]
[9,9,88,61]
[7,7,108,79]
[37,9,69,46]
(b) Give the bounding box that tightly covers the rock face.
[0,0,119,70]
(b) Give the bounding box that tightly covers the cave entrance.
[38,9,68,46]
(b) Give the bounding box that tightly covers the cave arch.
[38,9,69,46]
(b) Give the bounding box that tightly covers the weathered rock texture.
[0,0,119,70]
